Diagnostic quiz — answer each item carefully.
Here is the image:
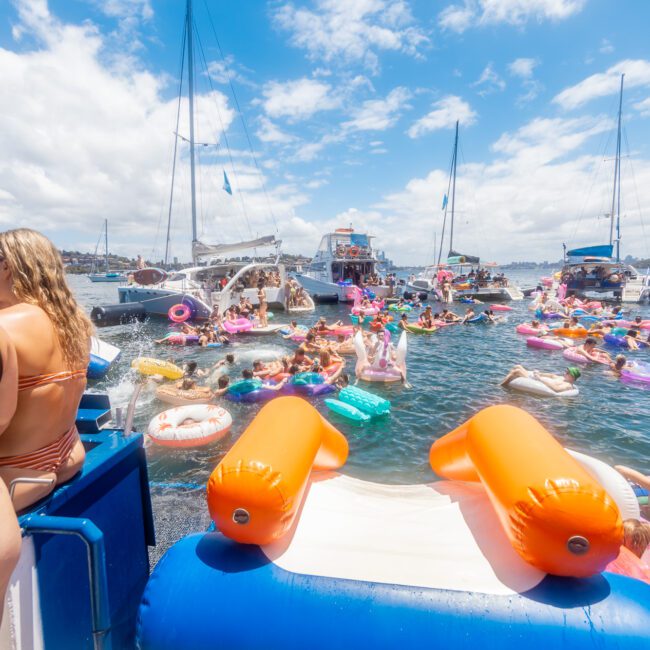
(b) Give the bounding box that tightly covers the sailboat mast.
[104,218,109,273]
[186,0,198,256]
[610,73,624,262]
[449,120,459,255]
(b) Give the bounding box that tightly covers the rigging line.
[436,136,456,266]
[165,17,187,265]
[622,127,650,259]
[568,95,620,245]
[194,24,254,240]
[201,0,279,235]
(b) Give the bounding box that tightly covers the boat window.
[168,273,186,281]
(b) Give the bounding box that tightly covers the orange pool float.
[553,327,588,338]
[207,397,348,545]
[429,405,622,577]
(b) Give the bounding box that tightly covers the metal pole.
[104,219,109,273]
[610,74,624,259]
[449,120,459,255]
[187,0,198,257]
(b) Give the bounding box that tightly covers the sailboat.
[88,218,126,283]
[408,122,523,301]
[116,0,305,319]
[561,74,650,303]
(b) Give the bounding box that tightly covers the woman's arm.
[0,325,18,435]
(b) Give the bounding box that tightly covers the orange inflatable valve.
[429,405,623,577]
[207,397,348,545]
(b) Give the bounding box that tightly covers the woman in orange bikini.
[0,229,93,610]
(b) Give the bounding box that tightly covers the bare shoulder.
[0,303,50,330]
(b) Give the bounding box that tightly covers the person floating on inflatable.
[501,365,581,394]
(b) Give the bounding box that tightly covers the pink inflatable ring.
[168,303,192,323]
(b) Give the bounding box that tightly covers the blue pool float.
[325,399,370,423]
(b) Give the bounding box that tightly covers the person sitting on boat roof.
[501,365,581,392]
[136,254,145,270]
[0,229,94,604]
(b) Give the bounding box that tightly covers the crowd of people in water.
[1,228,650,624]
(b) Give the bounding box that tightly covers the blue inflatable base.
[137,532,650,650]
[87,354,111,380]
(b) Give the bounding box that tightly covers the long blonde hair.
[0,229,93,368]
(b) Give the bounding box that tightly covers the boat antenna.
[610,73,624,262]
[186,0,198,260]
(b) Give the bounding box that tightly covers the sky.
[2,0,650,265]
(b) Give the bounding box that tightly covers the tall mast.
[448,120,459,255]
[610,73,624,262]
[104,218,109,273]
[186,0,198,258]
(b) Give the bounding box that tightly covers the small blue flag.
[223,170,232,195]
[442,194,448,210]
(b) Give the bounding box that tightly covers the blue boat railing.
[21,515,112,650]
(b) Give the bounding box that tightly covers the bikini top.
[18,369,86,392]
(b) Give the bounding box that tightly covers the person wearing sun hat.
[501,364,581,393]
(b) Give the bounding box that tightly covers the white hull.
[88,273,126,283]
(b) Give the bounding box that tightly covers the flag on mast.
[442,194,448,210]
[223,170,233,195]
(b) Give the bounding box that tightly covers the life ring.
[147,404,232,447]
[169,303,191,323]
[349,246,360,258]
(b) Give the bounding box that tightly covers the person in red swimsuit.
[0,229,93,610]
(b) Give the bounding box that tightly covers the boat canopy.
[193,235,278,259]
[447,251,480,265]
[566,244,613,259]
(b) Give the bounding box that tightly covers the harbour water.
[74,272,650,492]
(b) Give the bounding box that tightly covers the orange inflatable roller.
[207,396,348,545]
[429,405,622,577]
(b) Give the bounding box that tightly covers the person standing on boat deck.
[257,281,268,327]
[135,254,145,270]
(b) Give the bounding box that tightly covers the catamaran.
[294,228,397,303]
[88,219,126,283]
[560,74,649,303]
[113,0,312,319]
[408,122,523,302]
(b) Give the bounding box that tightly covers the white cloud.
[439,0,587,33]
[256,116,295,144]
[407,95,477,138]
[599,38,614,54]
[508,58,543,104]
[206,55,256,89]
[472,63,506,96]
[342,86,411,131]
[634,97,650,117]
[508,57,538,79]
[375,115,650,264]
[273,0,428,74]
[261,77,340,121]
[554,59,650,109]
[0,0,313,261]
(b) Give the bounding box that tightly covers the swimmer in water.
[574,337,611,363]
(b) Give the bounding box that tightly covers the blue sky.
[2,0,650,265]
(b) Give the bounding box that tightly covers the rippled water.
[71,272,650,489]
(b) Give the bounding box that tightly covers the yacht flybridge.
[294,229,396,303]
